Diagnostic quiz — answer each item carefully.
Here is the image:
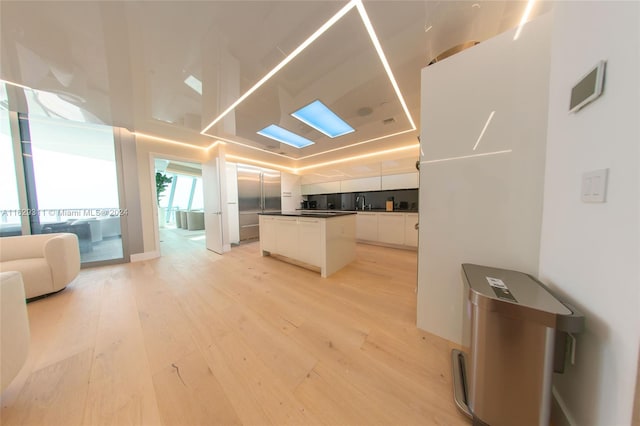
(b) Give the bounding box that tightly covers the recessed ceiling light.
[184,75,202,95]
[257,124,315,149]
[291,100,354,138]
[201,0,417,161]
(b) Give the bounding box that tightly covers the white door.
[203,156,224,254]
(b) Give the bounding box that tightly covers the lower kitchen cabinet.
[404,213,419,247]
[298,217,322,266]
[356,212,378,241]
[377,213,406,245]
[355,211,418,249]
[275,217,298,259]
[260,216,276,252]
[259,213,356,277]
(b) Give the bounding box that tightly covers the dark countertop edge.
[259,212,356,218]
[296,209,419,214]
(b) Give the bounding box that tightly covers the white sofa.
[1,271,30,392]
[0,233,80,299]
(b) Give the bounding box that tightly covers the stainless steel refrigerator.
[237,166,281,241]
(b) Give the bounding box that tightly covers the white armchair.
[0,233,80,299]
[0,271,30,392]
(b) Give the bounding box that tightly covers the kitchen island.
[259,212,356,278]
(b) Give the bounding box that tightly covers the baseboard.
[356,239,417,251]
[130,251,160,262]
[551,386,574,426]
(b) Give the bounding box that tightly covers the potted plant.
[156,172,173,227]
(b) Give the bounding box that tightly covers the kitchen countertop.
[260,211,357,218]
[296,209,419,213]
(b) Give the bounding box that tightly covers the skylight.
[184,75,202,95]
[291,100,354,138]
[257,125,314,149]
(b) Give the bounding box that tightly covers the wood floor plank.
[31,270,104,372]
[81,270,162,426]
[1,228,469,426]
[135,278,199,375]
[219,302,318,391]
[294,363,397,426]
[1,349,93,426]
[152,350,241,426]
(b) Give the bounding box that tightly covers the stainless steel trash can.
[452,264,583,426]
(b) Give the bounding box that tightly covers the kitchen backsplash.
[306,189,418,211]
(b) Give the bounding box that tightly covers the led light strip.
[226,154,297,173]
[201,0,357,134]
[296,143,419,172]
[472,111,495,151]
[420,149,512,165]
[0,79,32,91]
[354,0,416,130]
[208,135,294,158]
[201,0,416,159]
[2,69,415,174]
[133,132,216,150]
[513,0,537,41]
[296,128,415,160]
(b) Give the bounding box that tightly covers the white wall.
[281,172,302,212]
[538,2,640,425]
[417,14,552,343]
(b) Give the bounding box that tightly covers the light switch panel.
[581,169,608,203]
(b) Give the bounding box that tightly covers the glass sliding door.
[20,114,125,264]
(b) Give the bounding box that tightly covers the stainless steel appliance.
[452,264,583,426]
[237,165,281,241]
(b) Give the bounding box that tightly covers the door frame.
[148,152,205,256]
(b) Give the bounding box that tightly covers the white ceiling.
[0,0,552,165]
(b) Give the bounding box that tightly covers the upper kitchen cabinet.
[380,158,419,175]
[340,177,381,193]
[301,181,341,195]
[381,172,419,190]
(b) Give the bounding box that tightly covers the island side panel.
[323,215,356,277]
[259,215,275,255]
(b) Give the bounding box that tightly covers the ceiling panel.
[0,0,553,167]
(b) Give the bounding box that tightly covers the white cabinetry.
[298,218,322,266]
[300,173,417,196]
[301,181,341,195]
[355,211,418,248]
[377,213,406,245]
[275,217,298,258]
[340,177,381,192]
[404,213,419,247]
[259,214,356,277]
[356,212,378,241]
[381,172,419,190]
[260,216,276,252]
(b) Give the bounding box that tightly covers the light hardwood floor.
[1,228,468,426]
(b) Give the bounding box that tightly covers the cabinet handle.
[414,223,419,230]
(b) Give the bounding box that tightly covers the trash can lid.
[462,264,582,330]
